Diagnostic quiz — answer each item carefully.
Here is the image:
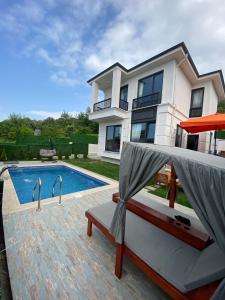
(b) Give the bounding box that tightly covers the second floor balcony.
[89,98,129,122]
[132,92,161,110]
[93,98,128,112]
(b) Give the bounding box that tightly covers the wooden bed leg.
[87,218,92,236]
[115,243,124,279]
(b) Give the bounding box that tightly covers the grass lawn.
[149,185,192,208]
[65,158,191,208]
[65,159,120,181]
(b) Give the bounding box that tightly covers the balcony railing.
[93,98,128,112]
[132,92,161,110]
[93,98,111,111]
[189,107,202,118]
[119,99,128,111]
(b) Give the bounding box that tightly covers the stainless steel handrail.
[0,165,18,177]
[32,177,42,211]
[52,175,62,205]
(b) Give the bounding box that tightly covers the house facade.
[88,43,225,163]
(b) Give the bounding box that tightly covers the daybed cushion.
[124,207,199,293]
[87,202,225,293]
[184,243,225,291]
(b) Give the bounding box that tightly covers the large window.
[131,122,156,143]
[105,125,121,152]
[189,88,204,117]
[119,85,128,110]
[138,71,163,98]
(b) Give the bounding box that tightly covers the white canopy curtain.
[110,142,225,299]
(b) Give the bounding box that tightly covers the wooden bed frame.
[112,193,210,250]
[85,210,219,300]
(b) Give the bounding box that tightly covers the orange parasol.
[180,113,225,154]
[180,113,225,133]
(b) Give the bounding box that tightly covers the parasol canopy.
[180,113,225,133]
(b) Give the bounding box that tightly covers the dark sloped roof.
[87,42,225,94]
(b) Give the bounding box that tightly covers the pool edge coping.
[2,160,118,215]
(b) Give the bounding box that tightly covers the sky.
[0,0,225,120]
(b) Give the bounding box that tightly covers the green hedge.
[52,137,71,144]
[0,144,50,160]
[7,133,93,160]
[16,135,50,145]
[70,134,98,144]
[0,142,88,160]
[16,134,98,145]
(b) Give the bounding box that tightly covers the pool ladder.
[52,175,63,205]
[32,177,42,211]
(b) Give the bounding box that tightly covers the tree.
[217,99,225,113]
[0,109,98,142]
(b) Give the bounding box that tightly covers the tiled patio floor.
[4,186,171,300]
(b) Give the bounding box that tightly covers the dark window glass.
[138,76,154,97]
[189,88,204,117]
[175,125,183,147]
[131,123,146,141]
[153,72,163,94]
[187,135,199,151]
[131,122,155,143]
[138,71,163,98]
[105,125,121,152]
[120,85,128,101]
[147,123,156,141]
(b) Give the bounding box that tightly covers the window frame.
[130,121,156,144]
[189,87,204,117]
[175,125,183,147]
[105,124,122,152]
[120,85,128,102]
[137,70,164,99]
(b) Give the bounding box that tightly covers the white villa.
[88,42,225,163]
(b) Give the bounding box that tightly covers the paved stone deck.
[4,185,172,300]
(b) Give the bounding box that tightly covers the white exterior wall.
[157,65,219,153]
[155,64,192,147]
[190,81,219,152]
[102,60,177,112]
[104,88,112,99]
[97,115,131,161]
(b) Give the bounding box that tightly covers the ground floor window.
[131,122,155,143]
[175,125,183,147]
[105,125,121,152]
[187,135,199,151]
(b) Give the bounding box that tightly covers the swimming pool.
[9,165,108,204]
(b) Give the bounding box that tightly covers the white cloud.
[28,110,79,119]
[85,0,225,75]
[0,0,106,85]
[1,0,225,87]
[50,71,79,86]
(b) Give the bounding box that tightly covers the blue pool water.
[9,165,108,204]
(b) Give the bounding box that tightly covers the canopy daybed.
[85,142,225,300]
